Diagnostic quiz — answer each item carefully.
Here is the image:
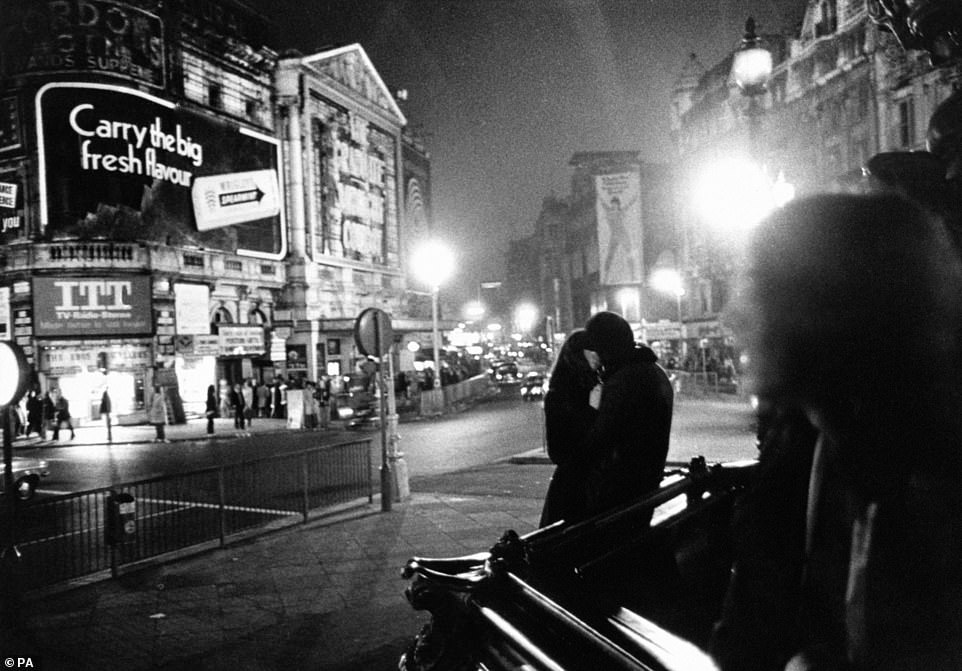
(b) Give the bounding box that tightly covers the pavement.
[1,414,551,671]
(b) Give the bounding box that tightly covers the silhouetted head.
[585,311,634,366]
[549,329,596,393]
[734,193,962,442]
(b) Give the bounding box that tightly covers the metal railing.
[12,438,373,591]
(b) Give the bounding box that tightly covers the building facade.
[274,44,439,391]
[0,0,289,422]
[670,0,962,369]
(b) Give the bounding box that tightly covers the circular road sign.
[0,341,30,407]
[354,308,394,357]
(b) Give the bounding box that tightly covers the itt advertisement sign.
[33,275,152,337]
[36,82,285,260]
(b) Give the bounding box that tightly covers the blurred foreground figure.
[712,193,962,670]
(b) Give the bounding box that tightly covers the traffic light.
[97,351,109,372]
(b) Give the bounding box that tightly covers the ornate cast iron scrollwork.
[868,0,962,65]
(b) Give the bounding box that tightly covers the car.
[519,372,546,400]
[0,456,50,501]
[490,361,520,385]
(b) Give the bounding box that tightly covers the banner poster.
[174,283,211,335]
[595,171,643,286]
[36,83,285,260]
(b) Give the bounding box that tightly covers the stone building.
[0,0,284,421]
[669,0,962,367]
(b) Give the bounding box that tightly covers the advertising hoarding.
[33,275,152,337]
[36,82,285,260]
[595,172,643,286]
[1,1,165,87]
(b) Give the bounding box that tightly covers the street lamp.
[412,240,455,389]
[650,268,687,358]
[731,16,773,162]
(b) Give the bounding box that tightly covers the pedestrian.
[205,384,217,435]
[242,380,254,425]
[539,329,602,527]
[710,193,962,671]
[25,390,43,438]
[51,389,75,441]
[256,381,270,418]
[580,311,674,519]
[318,376,331,429]
[41,391,55,439]
[272,378,287,419]
[100,387,112,443]
[231,383,246,429]
[148,385,169,442]
[303,382,318,430]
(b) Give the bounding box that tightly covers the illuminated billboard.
[33,275,153,337]
[36,82,285,260]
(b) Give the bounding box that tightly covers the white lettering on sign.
[68,103,204,187]
[53,280,132,313]
[0,181,17,208]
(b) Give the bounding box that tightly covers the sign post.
[354,308,408,511]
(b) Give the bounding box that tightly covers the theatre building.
[0,0,285,423]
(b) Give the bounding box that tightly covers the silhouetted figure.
[712,193,962,671]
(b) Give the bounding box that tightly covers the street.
[27,388,758,497]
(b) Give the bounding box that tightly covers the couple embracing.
[540,311,674,527]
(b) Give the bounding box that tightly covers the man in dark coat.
[581,311,674,518]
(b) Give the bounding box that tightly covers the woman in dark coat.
[539,329,601,527]
[205,385,217,435]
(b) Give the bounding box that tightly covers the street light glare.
[694,158,781,233]
[412,240,456,288]
[650,268,685,297]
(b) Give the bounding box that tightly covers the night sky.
[251,0,805,305]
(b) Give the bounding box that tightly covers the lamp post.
[731,17,773,162]
[412,240,455,389]
[650,267,687,359]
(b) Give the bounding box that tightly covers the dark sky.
[251,0,804,305]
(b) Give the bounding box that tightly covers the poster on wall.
[0,170,25,243]
[595,172,643,286]
[174,283,211,335]
[0,287,9,340]
[35,82,285,260]
[33,275,152,337]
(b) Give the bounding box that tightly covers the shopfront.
[33,274,154,424]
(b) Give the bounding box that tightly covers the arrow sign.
[219,187,264,207]
[191,169,280,231]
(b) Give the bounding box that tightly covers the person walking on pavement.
[148,385,169,442]
[205,384,218,435]
[51,389,75,441]
[242,380,254,425]
[231,383,246,429]
[256,381,270,418]
[41,391,55,439]
[303,381,318,430]
[539,329,602,527]
[100,387,112,443]
[318,376,331,429]
[580,311,674,519]
[25,390,43,438]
